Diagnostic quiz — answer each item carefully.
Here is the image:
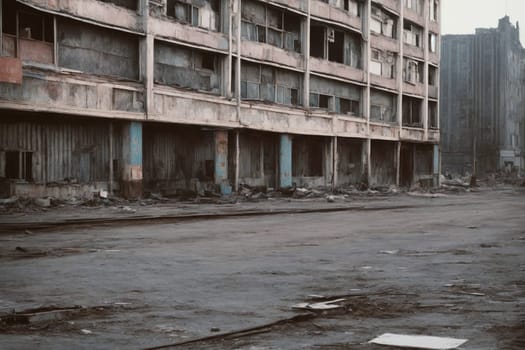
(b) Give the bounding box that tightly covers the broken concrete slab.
[34,198,51,207]
[292,298,346,311]
[369,333,468,349]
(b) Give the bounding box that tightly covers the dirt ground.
[0,188,524,349]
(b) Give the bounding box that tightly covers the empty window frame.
[240,62,301,106]
[2,2,55,63]
[241,1,301,53]
[309,93,332,110]
[321,0,360,16]
[371,49,395,78]
[429,101,438,128]
[429,33,437,53]
[428,65,437,85]
[430,0,438,21]
[370,5,396,39]
[310,22,362,68]
[403,21,423,47]
[403,58,423,84]
[5,151,33,181]
[370,89,397,123]
[402,96,422,127]
[166,0,220,31]
[404,0,423,15]
[336,97,360,115]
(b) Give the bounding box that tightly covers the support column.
[433,144,440,188]
[332,136,338,190]
[279,134,293,188]
[215,130,232,195]
[362,138,371,187]
[396,141,401,187]
[121,121,143,199]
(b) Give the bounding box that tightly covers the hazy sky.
[442,0,525,44]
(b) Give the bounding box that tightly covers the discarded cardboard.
[369,333,468,349]
[292,298,346,311]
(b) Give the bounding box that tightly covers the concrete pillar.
[433,144,440,188]
[214,130,231,195]
[279,134,293,188]
[121,121,143,199]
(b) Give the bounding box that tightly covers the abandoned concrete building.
[441,16,525,176]
[0,0,441,199]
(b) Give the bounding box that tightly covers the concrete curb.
[0,204,416,233]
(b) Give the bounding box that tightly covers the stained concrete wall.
[370,88,396,123]
[370,140,396,186]
[440,17,525,175]
[337,138,363,186]
[237,131,277,187]
[58,18,140,80]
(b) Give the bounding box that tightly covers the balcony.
[400,126,425,142]
[310,1,362,32]
[374,0,400,13]
[150,17,229,52]
[21,0,141,32]
[403,8,425,27]
[403,81,425,96]
[370,74,397,91]
[370,122,399,140]
[371,34,399,53]
[241,41,304,70]
[267,0,308,13]
[334,116,368,138]
[403,43,425,59]
[310,57,365,83]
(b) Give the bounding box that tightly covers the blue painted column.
[279,134,293,188]
[433,144,440,188]
[121,121,143,199]
[214,130,232,195]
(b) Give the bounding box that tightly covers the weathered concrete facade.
[0,0,441,198]
[441,17,525,176]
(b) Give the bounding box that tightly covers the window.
[402,96,422,127]
[166,0,220,31]
[430,0,438,21]
[429,101,438,128]
[403,21,423,48]
[429,33,437,53]
[404,58,423,84]
[309,93,332,110]
[428,65,437,85]
[338,97,359,115]
[100,0,137,10]
[5,151,32,181]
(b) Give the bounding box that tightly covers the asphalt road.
[1,189,524,349]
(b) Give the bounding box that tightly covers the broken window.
[371,49,396,79]
[371,5,397,39]
[404,0,423,15]
[310,21,362,69]
[322,0,360,16]
[428,65,437,85]
[430,0,438,21]
[241,0,301,53]
[240,61,301,106]
[402,96,422,127]
[429,101,438,128]
[3,3,55,63]
[154,41,221,94]
[99,0,138,10]
[403,21,423,48]
[5,151,32,181]
[429,33,437,53]
[310,93,332,109]
[403,58,423,84]
[310,76,362,116]
[337,97,359,115]
[371,89,397,123]
[167,0,220,31]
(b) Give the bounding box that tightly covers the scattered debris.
[379,250,399,255]
[0,196,18,205]
[99,190,108,199]
[292,298,346,311]
[80,329,92,335]
[210,327,221,332]
[369,333,468,349]
[34,198,51,207]
[326,195,335,203]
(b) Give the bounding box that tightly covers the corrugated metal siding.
[0,115,118,183]
[143,124,214,187]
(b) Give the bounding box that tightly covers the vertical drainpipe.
[109,122,114,195]
[423,0,430,141]
[227,0,233,98]
[53,16,58,67]
[235,0,242,192]
[397,0,405,186]
[304,0,311,108]
[365,0,372,186]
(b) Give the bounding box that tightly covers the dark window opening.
[402,96,422,127]
[310,26,325,58]
[199,52,216,70]
[429,102,438,128]
[319,94,330,109]
[328,30,344,64]
[309,93,332,110]
[291,89,299,105]
[309,145,323,177]
[2,1,17,35]
[428,66,437,85]
[204,159,214,180]
[5,151,32,181]
[339,98,359,115]
[99,0,138,11]
[18,10,54,42]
